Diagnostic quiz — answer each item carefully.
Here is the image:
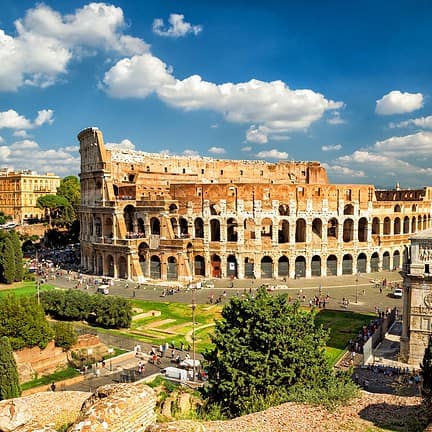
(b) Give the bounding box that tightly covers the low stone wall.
[15,341,68,383]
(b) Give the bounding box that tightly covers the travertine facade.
[400,229,432,365]
[78,127,432,282]
[0,168,60,223]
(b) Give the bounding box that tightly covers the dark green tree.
[0,237,16,283]
[52,322,78,350]
[202,289,344,417]
[0,336,21,400]
[36,194,69,226]
[421,335,432,406]
[0,294,53,350]
[9,230,23,282]
[56,176,80,222]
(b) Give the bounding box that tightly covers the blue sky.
[1,1,432,188]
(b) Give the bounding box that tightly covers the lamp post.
[107,347,114,371]
[355,276,359,304]
[192,288,196,382]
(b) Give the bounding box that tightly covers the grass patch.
[21,366,80,391]
[315,309,376,350]
[0,280,55,297]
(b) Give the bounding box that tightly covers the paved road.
[49,269,404,314]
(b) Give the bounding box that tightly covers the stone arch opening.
[327,255,337,276]
[261,255,273,279]
[278,220,289,244]
[244,257,255,278]
[167,256,178,280]
[394,217,401,235]
[371,252,379,272]
[210,219,221,241]
[118,256,127,279]
[227,254,238,278]
[211,254,221,278]
[179,217,188,237]
[123,205,135,233]
[295,256,306,278]
[411,217,416,233]
[261,218,273,239]
[344,204,354,215]
[372,217,380,235]
[227,218,238,242]
[343,219,354,242]
[311,255,321,277]
[403,216,410,234]
[342,254,353,275]
[312,218,322,241]
[296,219,306,242]
[194,218,204,238]
[327,218,338,240]
[107,255,114,277]
[194,255,205,276]
[358,217,368,242]
[383,217,391,235]
[357,253,367,273]
[150,217,160,235]
[382,251,391,271]
[150,255,161,279]
[279,204,290,216]
[278,256,289,278]
[393,250,400,270]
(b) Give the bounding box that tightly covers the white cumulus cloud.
[208,146,225,154]
[241,146,252,152]
[255,149,288,159]
[375,90,423,115]
[153,14,202,38]
[389,115,432,130]
[0,3,148,91]
[322,144,342,152]
[327,111,346,125]
[0,109,54,130]
[106,138,135,150]
[103,55,343,141]
[246,126,268,144]
[0,139,79,174]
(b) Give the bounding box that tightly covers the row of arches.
[136,249,404,280]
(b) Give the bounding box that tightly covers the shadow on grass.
[358,401,430,432]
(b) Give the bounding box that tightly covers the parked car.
[393,288,403,298]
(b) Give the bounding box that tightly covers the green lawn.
[127,299,222,351]
[0,281,55,297]
[21,366,80,392]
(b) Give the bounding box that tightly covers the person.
[51,382,56,392]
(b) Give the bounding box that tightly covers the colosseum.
[78,127,432,282]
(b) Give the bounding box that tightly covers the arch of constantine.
[78,127,432,282]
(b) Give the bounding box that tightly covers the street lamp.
[191,289,196,382]
[355,276,359,304]
[107,347,114,371]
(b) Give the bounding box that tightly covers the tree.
[56,176,80,221]
[9,230,23,282]
[0,336,21,400]
[0,237,16,283]
[52,322,77,350]
[202,289,344,417]
[36,194,69,226]
[0,294,53,350]
[421,335,432,407]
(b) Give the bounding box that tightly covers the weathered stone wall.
[68,383,156,432]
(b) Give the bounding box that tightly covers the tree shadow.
[358,401,430,431]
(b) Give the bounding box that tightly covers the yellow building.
[0,168,61,223]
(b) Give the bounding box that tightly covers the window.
[220,170,224,175]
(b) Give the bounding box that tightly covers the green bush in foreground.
[201,288,358,418]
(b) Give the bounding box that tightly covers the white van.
[96,285,109,295]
